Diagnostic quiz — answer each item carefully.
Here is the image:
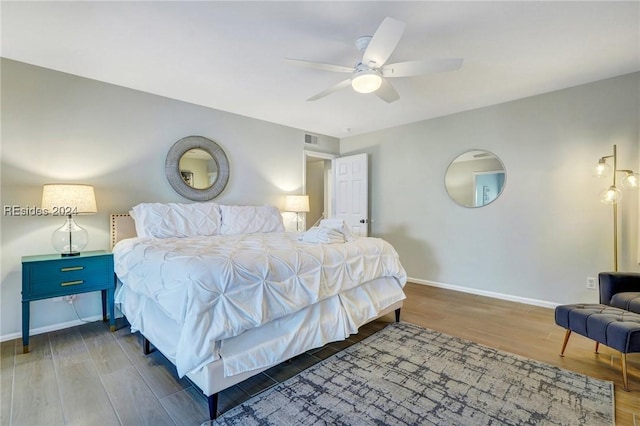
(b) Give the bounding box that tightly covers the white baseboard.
[408,277,559,309]
[1,314,105,343]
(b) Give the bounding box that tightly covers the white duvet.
[113,232,407,376]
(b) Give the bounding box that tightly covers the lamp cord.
[69,299,92,324]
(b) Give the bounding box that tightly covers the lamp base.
[61,252,81,257]
[295,212,302,232]
[52,215,88,256]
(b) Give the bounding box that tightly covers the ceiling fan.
[285,17,463,103]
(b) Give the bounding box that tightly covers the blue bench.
[555,303,640,391]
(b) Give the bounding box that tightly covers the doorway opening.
[303,151,336,231]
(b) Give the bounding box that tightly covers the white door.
[334,153,369,237]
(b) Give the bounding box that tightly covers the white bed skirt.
[115,277,405,395]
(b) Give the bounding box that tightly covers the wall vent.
[304,134,318,145]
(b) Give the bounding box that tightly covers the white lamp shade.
[42,184,97,215]
[285,195,310,212]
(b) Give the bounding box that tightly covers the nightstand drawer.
[29,256,110,283]
[27,270,110,298]
[23,253,113,299]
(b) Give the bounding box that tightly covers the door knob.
[359,219,370,224]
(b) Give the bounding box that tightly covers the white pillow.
[130,202,221,238]
[220,205,285,235]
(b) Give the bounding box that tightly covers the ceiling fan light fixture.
[351,70,382,93]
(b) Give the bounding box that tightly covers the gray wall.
[341,72,640,306]
[0,59,339,339]
[2,58,638,340]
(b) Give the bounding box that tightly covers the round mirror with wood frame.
[165,136,229,201]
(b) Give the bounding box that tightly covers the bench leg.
[621,353,629,391]
[559,329,571,356]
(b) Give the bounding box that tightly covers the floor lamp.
[593,144,639,271]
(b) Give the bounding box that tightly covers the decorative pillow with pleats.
[130,201,221,238]
[220,205,285,235]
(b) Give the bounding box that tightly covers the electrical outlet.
[63,295,77,303]
[586,277,597,290]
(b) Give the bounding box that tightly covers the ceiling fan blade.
[375,78,400,103]
[362,17,406,68]
[307,79,352,101]
[382,58,463,78]
[284,58,354,73]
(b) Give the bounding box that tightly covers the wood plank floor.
[2,282,638,425]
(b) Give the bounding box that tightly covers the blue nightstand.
[21,250,115,353]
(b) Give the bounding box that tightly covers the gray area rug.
[212,322,614,425]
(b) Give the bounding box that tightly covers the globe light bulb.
[599,185,622,205]
[593,159,611,178]
[621,172,640,190]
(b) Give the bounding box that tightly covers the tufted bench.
[555,303,640,391]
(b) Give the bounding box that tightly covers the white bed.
[110,203,406,420]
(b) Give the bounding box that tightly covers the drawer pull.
[60,280,83,287]
[61,266,84,272]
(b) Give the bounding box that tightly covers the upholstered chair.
[599,272,640,314]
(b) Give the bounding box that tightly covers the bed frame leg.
[395,308,401,322]
[208,393,219,420]
[143,337,152,355]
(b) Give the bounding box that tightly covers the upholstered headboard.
[110,213,137,250]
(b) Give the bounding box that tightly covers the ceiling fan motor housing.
[355,36,373,52]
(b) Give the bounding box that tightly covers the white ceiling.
[2,1,639,138]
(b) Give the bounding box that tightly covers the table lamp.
[41,184,97,256]
[285,195,310,232]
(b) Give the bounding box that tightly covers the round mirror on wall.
[444,150,506,208]
[178,149,218,189]
[165,136,229,201]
